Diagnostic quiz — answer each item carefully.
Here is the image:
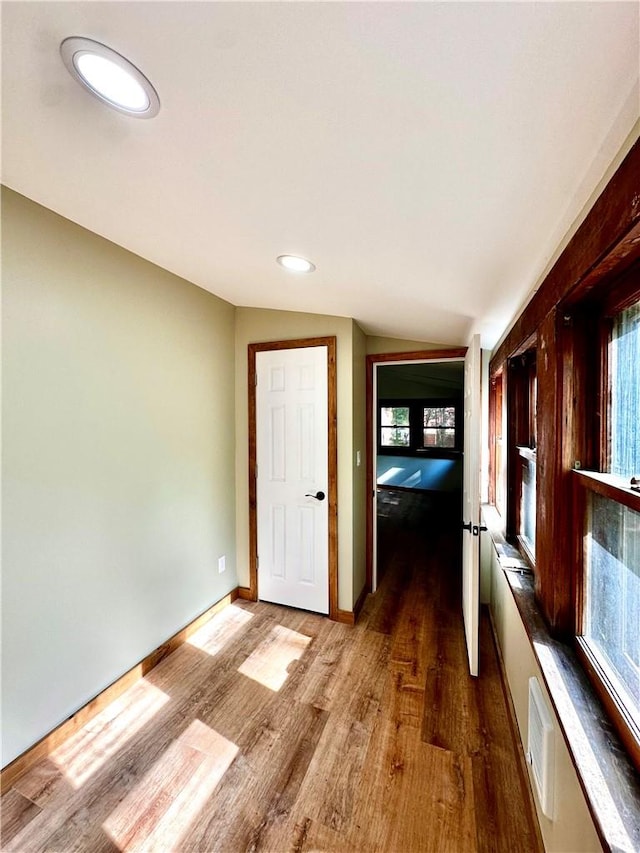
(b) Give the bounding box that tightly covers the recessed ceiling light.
[276,255,316,273]
[60,37,160,118]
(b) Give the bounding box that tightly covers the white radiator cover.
[527,676,555,819]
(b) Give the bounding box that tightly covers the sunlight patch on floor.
[103,719,238,852]
[187,603,254,656]
[51,680,170,788]
[238,624,312,691]
[377,467,404,486]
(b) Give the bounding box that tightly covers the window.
[489,373,504,515]
[519,448,536,557]
[422,406,456,448]
[583,494,639,719]
[576,292,640,769]
[507,347,537,565]
[609,300,640,478]
[378,399,461,455]
[380,406,410,447]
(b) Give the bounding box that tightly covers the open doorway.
[366,351,466,593]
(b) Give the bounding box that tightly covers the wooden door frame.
[365,348,467,592]
[247,336,339,620]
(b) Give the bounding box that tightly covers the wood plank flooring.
[1,489,542,852]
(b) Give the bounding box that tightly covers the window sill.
[516,444,537,462]
[574,469,640,512]
[482,505,640,853]
[377,447,462,459]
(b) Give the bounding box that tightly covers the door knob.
[305,491,326,501]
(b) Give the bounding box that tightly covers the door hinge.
[255,373,258,386]
[256,555,259,568]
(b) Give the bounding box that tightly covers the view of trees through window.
[610,300,640,478]
[380,406,410,446]
[423,406,456,448]
[379,401,459,451]
[579,295,640,755]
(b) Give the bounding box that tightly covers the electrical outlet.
[218,555,226,574]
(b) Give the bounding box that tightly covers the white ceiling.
[2,1,639,348]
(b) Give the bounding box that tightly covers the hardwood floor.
[1,489,542,852]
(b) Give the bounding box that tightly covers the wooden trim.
[506,356,531,543]
[365,354,374,594]
[366,347,467,365]
[575,638,640,774]
[491,138,640,374]
[247,343,259,602]
[574,463,640,773]
[488,371,504,513]
[601,261,640,317]
[335,609,356,626]
[599,315,612,473]
[572,473,588,638]
[488,375,497,506]
[247,337,339,620]
[327,340,339,620]
[237,586,253,601]
[0,588,239,792]
[365,347,466,591]
[574,469,640,514]
[569,220,640,307]
[516,445,537,463]
[515,534,535,572]
[599,270,639,474]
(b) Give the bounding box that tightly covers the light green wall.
[366,335,446,355]
[234,307,356,611]
[1,188,238,766]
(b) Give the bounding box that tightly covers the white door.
[462,334,482,676]
[256,346,329,614]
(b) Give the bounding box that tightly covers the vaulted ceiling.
[2,2,638,348]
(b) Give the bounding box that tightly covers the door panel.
[256,346,329,614]
[462,334,482,676]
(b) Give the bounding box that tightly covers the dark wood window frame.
[377,397,462,457]
[488,370,505,515]
[506,344,537,567]
[488,138,640,840]
[572,276,640,771]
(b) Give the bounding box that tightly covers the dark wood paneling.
[535,311,566,629]
[491,138,640,373]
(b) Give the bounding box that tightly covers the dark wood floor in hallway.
[1,489,542,852]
